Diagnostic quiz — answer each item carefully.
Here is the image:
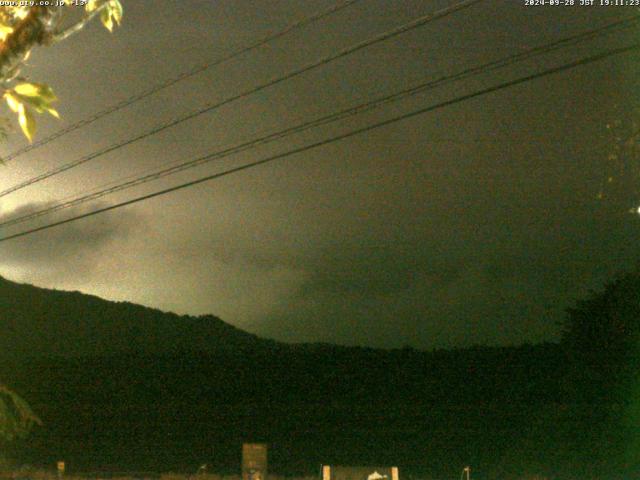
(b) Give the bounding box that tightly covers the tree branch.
[52,3,108,43]
[0,6,60,81]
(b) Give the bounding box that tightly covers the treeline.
[1,271,639,479]
[0,343,612,479]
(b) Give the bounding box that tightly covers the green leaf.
[40,85,56,102]
[14,82,40,97]
[109,0,123,26]
[45,106,60,119]
[14,93,43,112]
[101,7,114,32]
[4,92,21,113]
[86,0,100,12]
[0,24,13,41]
[18,104,35,142]
[96,0,124,32]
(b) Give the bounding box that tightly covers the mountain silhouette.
[0,275,272,358]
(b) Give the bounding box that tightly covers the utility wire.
[0,0,362,164]
[0,15,636,229]
[0,0,484,198]
[0,42,636,244]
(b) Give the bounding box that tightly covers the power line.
[0,0,484,198]
[0,14,636,230]
[0,42,636,244]
[0,0,362,164]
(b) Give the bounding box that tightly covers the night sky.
[0,0,638,349]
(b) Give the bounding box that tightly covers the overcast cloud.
[0,0,638,348]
